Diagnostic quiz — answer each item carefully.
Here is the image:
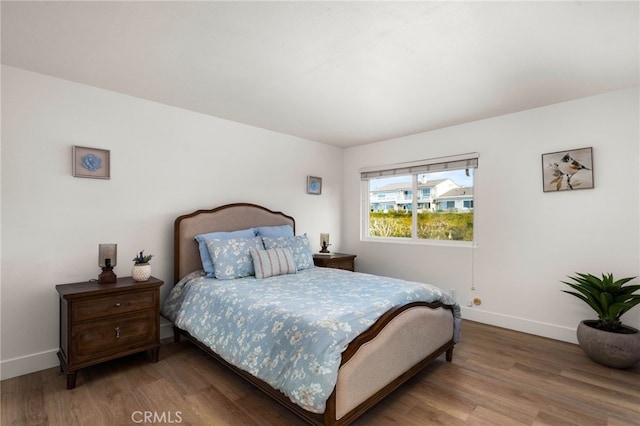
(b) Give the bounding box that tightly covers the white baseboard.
[1,321,175,381]
[460,306,579,345]
[0,348,60,381]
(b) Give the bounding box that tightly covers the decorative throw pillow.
[195,228,256,277]
[249,247,297,279]
[262,235,315,270]
[206,236,264,280]
[255,225,294,238]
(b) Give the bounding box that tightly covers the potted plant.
[562,272,640,368]
[132,250,153,282]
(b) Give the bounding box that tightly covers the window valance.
[360,153,479,180]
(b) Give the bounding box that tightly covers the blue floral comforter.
[161,267,460,413]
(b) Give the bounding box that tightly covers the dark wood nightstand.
[313,253,357,271]
[56,276,163,389]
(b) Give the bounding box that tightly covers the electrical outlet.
[466,299,473,307]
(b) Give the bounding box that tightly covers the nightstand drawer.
[325,259,354,270]
[72,290,155,322]
[313,253,356,271]
[70,310,157,364]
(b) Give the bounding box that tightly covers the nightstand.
[56,276,163,389]
[313,253,357,271]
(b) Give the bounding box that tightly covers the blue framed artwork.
[307,176,322,195]
[73,145,110,179]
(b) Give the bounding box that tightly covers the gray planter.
[576,320,640,369]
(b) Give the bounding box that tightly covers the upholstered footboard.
[323,303,455,425]
[332,305,454,422]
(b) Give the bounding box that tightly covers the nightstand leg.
[150,347,159,363]
[58,352,76,388]
[66,371,77,390]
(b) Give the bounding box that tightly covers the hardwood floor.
[2,320,639,425]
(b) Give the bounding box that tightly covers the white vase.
[132,263,152,282]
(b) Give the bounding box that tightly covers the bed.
[162,202,460,426]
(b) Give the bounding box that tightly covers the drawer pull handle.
[114,302,121,308]
[115,327,120,339]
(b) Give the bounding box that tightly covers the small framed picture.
[307,176,322,195]
[542,147,593,192]
[73,146,110,179]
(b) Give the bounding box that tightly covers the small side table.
[313,253,357,271]
[56,276,163,389]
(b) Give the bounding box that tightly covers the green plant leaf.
[561,290,605,318]
[616,284,640,296]
[600,292,613,308]
[618,296,640,317]
[561,273,638,325]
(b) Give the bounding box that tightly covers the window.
[361,153,478,243]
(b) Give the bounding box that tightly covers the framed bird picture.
[542,147,593,192]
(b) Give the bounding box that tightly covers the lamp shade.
[99,243,117,267]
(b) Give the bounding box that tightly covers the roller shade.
[361,153,478,180]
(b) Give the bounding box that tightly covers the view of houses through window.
[365,167,474,242]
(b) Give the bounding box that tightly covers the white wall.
[343,88,640,343]
[0,66,344,379]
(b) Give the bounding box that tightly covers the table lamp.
[98,243,117,283]
[320,233,330,253]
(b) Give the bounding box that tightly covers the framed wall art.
[73,146,110,179]
[307,176,322,195]
[542,147,593,192]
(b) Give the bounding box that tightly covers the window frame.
[361,153,478,247]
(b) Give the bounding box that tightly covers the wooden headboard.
[174,203,295,283]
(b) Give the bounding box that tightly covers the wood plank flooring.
[2,320,639,425]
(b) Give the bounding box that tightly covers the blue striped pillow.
[249,247,297,279]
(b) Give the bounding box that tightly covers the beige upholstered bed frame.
[172,203,455,426]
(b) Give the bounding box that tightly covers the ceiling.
[2,1,638,147]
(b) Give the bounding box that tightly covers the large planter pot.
[132,263,152,282]
[576,320,640,369]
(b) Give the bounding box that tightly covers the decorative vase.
[576,320,640,369]
[132,263,151,282]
